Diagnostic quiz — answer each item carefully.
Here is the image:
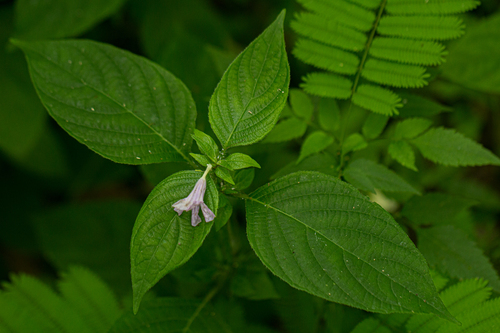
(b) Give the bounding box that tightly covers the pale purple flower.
[172,164,215,227]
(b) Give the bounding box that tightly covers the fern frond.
[352,84,403,115]
[378,15,465,40]
[296,0,375,31]
[58,266,121,333]
[294,39,360,74]
[301,72,353,99]
[350,0,382,10]
[452,297,500,333]
[370,37,447,65]
[386,0,480,15]
[291,12,367,52]
[362,58,430,88]
[350,317,391,333]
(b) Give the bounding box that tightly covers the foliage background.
[1,0,500,332]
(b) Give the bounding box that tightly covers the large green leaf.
[12,39,196,165]
[209,10,290,148]
[246,172,453,320]
[131,171,218,314]
[14,0,125,40]
[109,298,232,333]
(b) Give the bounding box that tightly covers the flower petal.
[200,202,215,222]
[191,205,202,227]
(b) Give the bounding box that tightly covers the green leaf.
[271,153,338,179]
[208,10,290,148]
[289,88,314,121]
[386,0,480,15]
[59,266,122,333]
[344,159,419,194]
[216,167,235,185]
[192,129,219,162]
[418,226,500,293]
[388,141,417,171]
[234,168,255,190]
[14,0,126,40]
[342,133,367,155]
[394,118,433,140]
[441,12,500,93]
[190,153,211,167]
[231,256,279,301]
[401,193,476,226]
[0,274,93,333]
[411,127,500,166]
[350,318,391,333]
[12,39,196,165]
[109,298,233,333]
[370,37,447,66]
[246,172,454,320]
[318,98,341,132]
[262,117,307,143]
[362,59,430,88]
[215,194,233,231]
[352,84,403,116]
[397,92,451,118]
[301,72,352,99]
[219,153,261,170]
[297,131,334,164]
[33,201,140,295]
[362,113,388,140]
[377,16,465,41]
[131,171,218,314]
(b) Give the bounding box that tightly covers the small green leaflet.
[218,153,260,170]
[263,117,307,143]
[388,140,417,171]
[297,131,334,164]
[318,98,341,132]
[393,118,432,140]
[344,159,419,194]
[109,298,232,333]
[215,194,233,231]
[209,10,290,148]
[418,225,500,293]
[215,167,235,185]
[411,127,500,166]
[131,171,218,314]
[13,39,196,165]
[192,129,218,162]
[246,172,454,320]
[190,153,211,167]
[289,88,313,121]
[362,113,388,140]
[342,133,367,155]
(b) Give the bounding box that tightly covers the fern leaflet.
[301,72,353,99]
[370,37,447,65]
[385,0,480,15]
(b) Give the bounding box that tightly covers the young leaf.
[246,172,455,321]
[418,225,500,293]
[297,131,334,164]
[59,266,122,333]
[388,140,417,171]
[262,117,307,143]
[12,39,196,165]
[190,153,211,167]
[411,127,500,166]
[109,298,232,333]
[215,167,235,185]
[209,10,290,149]
[219,153,261,170]
[234,168,255,190]
[131,171,218,314]
[344,159,419,194]
[393,118,433,140]
[14,0,126,40]
[215,194,233,231]
[362,113,388,140]
[342,133,367,155]
[318,98,341,132]
[272,153,338,179]
[192,129,219,162]
[402,193,476,226]
[289,88,314,121]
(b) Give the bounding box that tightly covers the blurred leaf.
[231,255,279,300]
[219,153,261,170]
[216,166,235,185]
[289,88,313,121]
[271,153,338,179]
[362,113,388,140]
[344,159,419,194]
[33,201,140,295]
[209,10,290,148]
[13,39,196,165]
[441,12,500,93]
[215,194,232,231]
[396,92,451,118]
[418,225,500,293]
[388,140,417,171]
[393,118,433,140]
[318,97,341,132]
[190,153,211,167]
[140,162,192,186]
[349,318,391,333]
[14,0,125,39]
[131,171,218,314]
[297,131,334,164]
[402,193,476,226]
[234,168,255,190]
[411,127,500,167]
[246,172,454,320]
[342,133,367,155]
[262,117,307,143]
[109,298,232,333]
